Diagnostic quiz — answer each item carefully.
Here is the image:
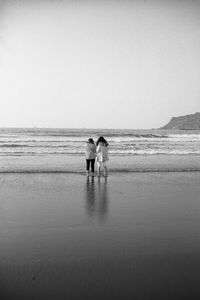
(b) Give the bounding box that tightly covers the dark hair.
[88,138,94,144]
[96,136,109,146]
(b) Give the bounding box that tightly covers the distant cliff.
[160,112,200,130]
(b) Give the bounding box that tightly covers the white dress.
[96,142,109,163]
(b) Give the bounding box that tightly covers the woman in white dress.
[96,136,109,177]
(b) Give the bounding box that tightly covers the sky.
[0,0,199,129]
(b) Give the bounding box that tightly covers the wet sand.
[0,172,200,299]
[0,154,200,173]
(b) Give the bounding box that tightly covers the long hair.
[88,138,94,144]
[96,136,109,146]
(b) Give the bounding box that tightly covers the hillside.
[160,112,200,130]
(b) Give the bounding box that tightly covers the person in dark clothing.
[84,138,96,176]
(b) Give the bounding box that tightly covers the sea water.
[0,128,199,156]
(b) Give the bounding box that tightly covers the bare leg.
[103,166,107,177]
[97,166,101,177]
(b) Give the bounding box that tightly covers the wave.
[0,168,199,174]
[110,149,200,155]
[0,135,199,144]
[0,133,169,139]
[1,151,200,157]
[0,151,82,156]
[0,144,29,147]
[0,139,87,143]
[0,144,74,148]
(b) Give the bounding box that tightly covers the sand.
[0,172,200,300]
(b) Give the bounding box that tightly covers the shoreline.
[0,154,200,173]
[0,169,200,174]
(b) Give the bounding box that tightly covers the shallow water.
[0,173,200,299]
[1,154,200,173]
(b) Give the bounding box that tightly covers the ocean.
[0,128,199,156]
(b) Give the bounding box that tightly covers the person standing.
[96,136,109,177]
[84,138,96,176]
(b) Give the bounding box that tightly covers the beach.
[0,128,200,299]
[1,170,200,300]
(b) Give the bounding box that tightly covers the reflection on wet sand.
[85,177,109,221]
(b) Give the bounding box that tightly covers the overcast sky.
[0,0,199,129]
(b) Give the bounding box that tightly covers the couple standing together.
[85,136,109,177]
